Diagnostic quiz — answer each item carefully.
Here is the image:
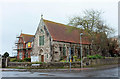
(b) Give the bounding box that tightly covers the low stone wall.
[8,62,80,68]
[8,57,119,68]
[8,62,31,68]
[83,57,119,66]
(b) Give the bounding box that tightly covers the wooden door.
[41,55,44,62]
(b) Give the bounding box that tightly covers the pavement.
[1,66,119,77]
[1,64,119,72]
[1,68,93,72]
[1,64,119,77]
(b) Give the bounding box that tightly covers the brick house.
[32,17,92,62]
[16,33,34,60]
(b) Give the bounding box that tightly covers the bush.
[87,54,103,59]
[24,58,31,62]
[31,62,43,64]
[10,58,31,62]
[77,59,81,61]
[17,60,24,62]
[10,58,17,62]
[95,54,103,59]
[73,56,77,61]
[60,60,67,62]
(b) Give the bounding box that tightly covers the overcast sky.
[0,0,119,56]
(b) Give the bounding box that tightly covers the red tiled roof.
[20,33,34,43]
[43,19,91,44]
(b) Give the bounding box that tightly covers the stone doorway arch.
[40,49,43,54]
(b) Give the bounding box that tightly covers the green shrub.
[87,55,94,59]
[15,67,24,69]
[88,55,97,59]
[10,58,17,62]
[10,58,31,62]
[32,62,43,64]
[17,60,24,62]
[24,58,31,62]
[95,54,103,59]
[60,60,67,62]
[87,54,103,59]
[73,56,77,61]
[77,59,81,61]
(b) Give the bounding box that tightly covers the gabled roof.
[43,19,91,44]
[20,33,34,43]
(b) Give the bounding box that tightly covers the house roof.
[26,37,34,43]
[43,19,91,44]
[20,33,34,43]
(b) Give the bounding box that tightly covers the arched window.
[19,52,22,59]
[39,35,44,46]
[63,45,66,56]
[47,54,48,58]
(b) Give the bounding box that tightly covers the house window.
[39,35,44,46]
[25,51,28,58]
[47,54,48,58]
[19,52,22,59]
[63,45,66,56]
[77,47,80,58]
[19,44,23,49]
[21,44,23,49]
[59,47,62,51]
[30,52,32,56]
[71,47,74,56]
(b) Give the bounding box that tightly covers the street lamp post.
[80,33,83,68]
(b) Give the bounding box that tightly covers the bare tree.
[68,9,115,56]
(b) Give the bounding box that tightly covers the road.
[1,67,119,77]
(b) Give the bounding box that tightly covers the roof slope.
[43,19,90,44]
[20,33,34,43]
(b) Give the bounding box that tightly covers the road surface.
[1,67,119,77]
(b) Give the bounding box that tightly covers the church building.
[32,16,91,62]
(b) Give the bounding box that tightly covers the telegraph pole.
[80,33,83,68]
